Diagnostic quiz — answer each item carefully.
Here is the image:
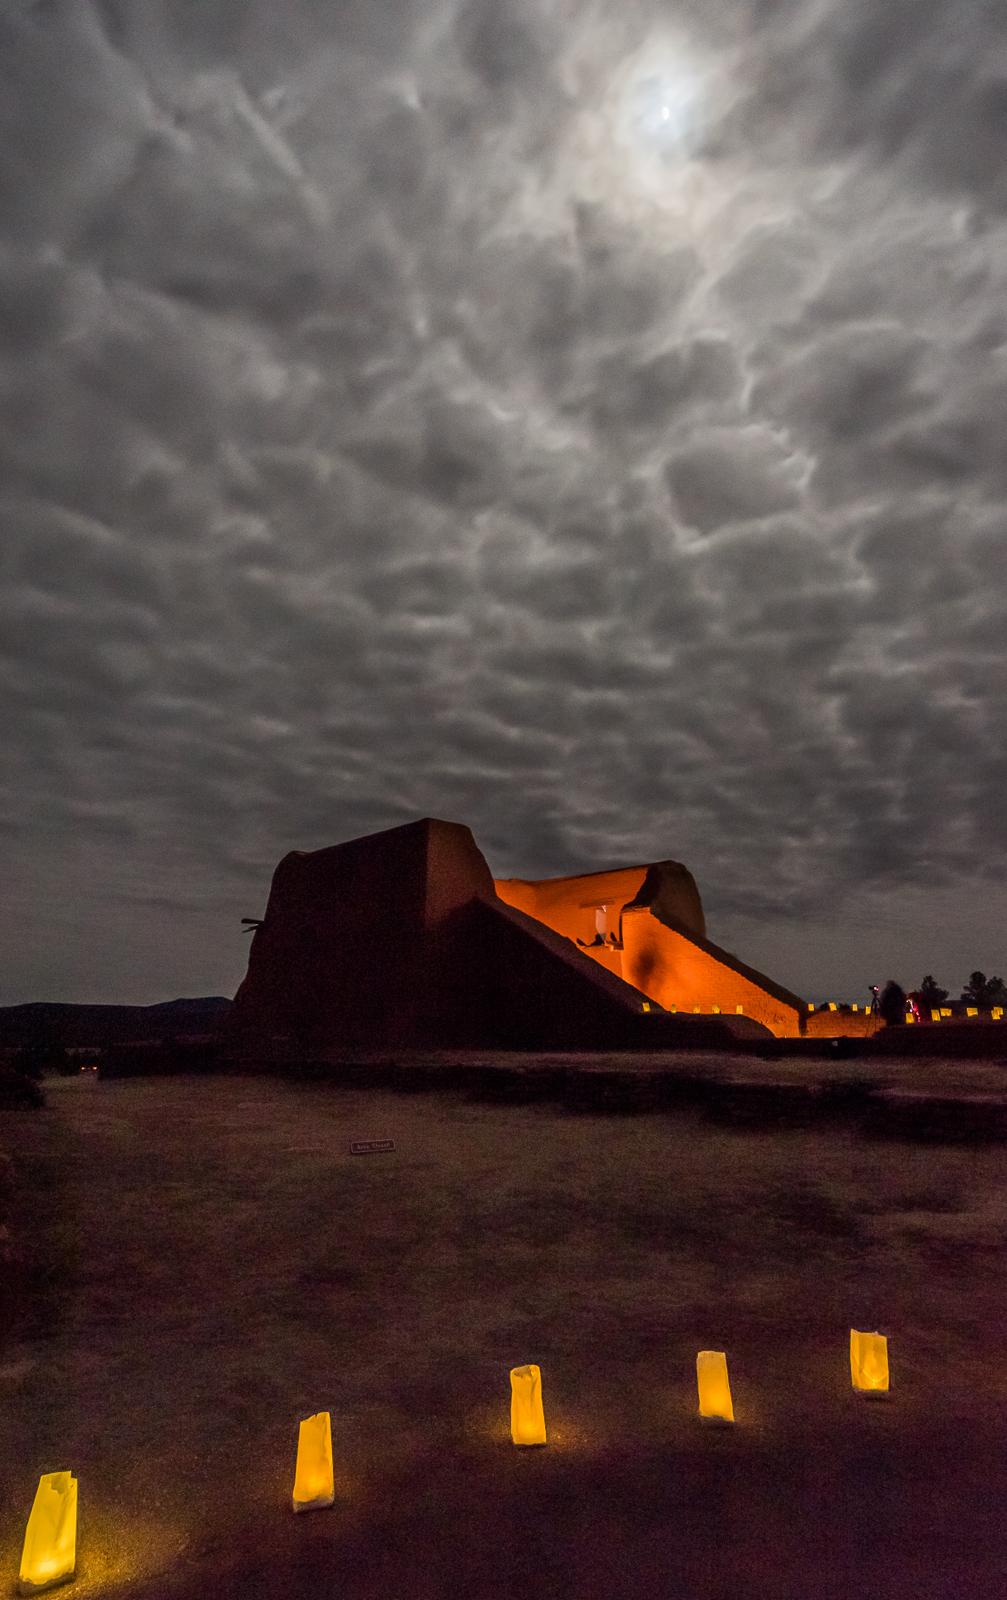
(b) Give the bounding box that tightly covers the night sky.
[3,0,1006,1008]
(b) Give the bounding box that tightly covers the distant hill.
[0,997,232,1049]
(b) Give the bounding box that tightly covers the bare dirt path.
[3,1072,1007,1599]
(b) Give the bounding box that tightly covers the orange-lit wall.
[620,909,805,1037]
[494,867,650,983]
[803,1008,883,1038]
[494,870,806,1038]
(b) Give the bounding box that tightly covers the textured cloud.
[2,0,1006,1004]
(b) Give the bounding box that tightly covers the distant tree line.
[876,972,1007,1023]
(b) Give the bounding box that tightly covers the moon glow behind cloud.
[620,49,707,159]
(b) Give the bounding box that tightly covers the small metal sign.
[349,1139,396,1155]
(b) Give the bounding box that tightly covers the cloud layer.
[2,0,1006,1003]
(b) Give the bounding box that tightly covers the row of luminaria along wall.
[494,863,807,1038]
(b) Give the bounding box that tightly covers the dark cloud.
[754,325,932,444]
[589,334,737,433]
[2,0,1007,1005]
[454,0,551,93]
[665,428,803,532]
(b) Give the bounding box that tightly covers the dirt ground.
[3,1068,1007,1600]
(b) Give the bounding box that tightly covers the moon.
[618,49,709,166]
[627,69,704,156]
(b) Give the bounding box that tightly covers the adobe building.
[218,817,818,1057]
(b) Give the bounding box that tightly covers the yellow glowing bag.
[697,1351,735,1422]
[19,1472,77,1593]
[850,1329,889,1396]
[292,1412,335,1511]
[510,1364,547,1445]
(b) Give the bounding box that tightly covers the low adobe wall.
[803,1009,884,1039]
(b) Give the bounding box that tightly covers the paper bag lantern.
[510,1364,547,1445]
[292,1412,334,1511]
[697,1351,734,1422]
[19,1472,77,1593]
[850,1330,889,1396]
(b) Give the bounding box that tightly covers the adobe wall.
[495,863,807,1038]
[804,1008,884,1039]
[418,896,732,1051]
[494,860,706,977]
[225,818,495,1049]
[495,866,649,982]
[620,909,807,1038]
